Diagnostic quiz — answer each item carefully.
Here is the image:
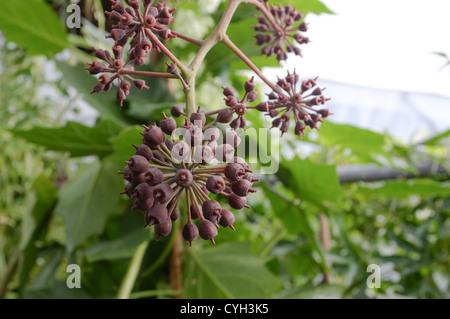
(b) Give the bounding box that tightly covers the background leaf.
[0,0,69,57]
[184,242,280,299]
[54,160,123,252]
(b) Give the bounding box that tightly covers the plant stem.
[129,289,181,299]
[120,69,177,79]
[172,31,204,46]
[116,239,149,299]
[221,35,284,96]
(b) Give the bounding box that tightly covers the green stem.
[116,240,149,299]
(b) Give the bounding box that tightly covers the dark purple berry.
[171,105,184,117]
[206,175,225,194]
[144,168,164,185]
[228,193,247,209]
[155,217,172,238]
[202,200,222,221]
[160,114,177,135]
[126,155,150,174]
[219,209,235,230]
[145,204,168,226]
[224,163,246,181]
[152,183,173,203]
[141,124,166,146]
[133,144,153,161]
[175,169,193,187]
[217,108,234,123]
[231,179,255,197]
[182,222,198,246]
[198,219,218,244]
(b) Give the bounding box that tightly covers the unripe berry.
[224,163,246,181]
[202,200,222,221]
[141,125,165,147]
[133,144,153,161]
[206,175,226,194]
[231,179,255,197]
[126,155,150,174]
[133,182,153,201]
[160,114,177,135]
[198,219,218,244]
[145,204,168,226]
[144,167,164,186]
[217,108,234,123]
[175,169,193,187]
[219,209,235,230]
[215,144,235,162]
[152,183,173,203]
[170,105,184,117]
[228,193,247,209]
[155,217,172,238]
[182,222,198,246]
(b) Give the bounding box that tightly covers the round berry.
[182,222,199,246]
[198,219,218,244]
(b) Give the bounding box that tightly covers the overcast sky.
[277,0,450,98]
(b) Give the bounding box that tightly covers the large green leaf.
[105,125,143,169]
[54,160,123,252]
[281,284,343,299]
[83,230,149,263]
[184,242,280,298]
[316,122,389,163]
[0,0,70,57]
[19,174,57,290]
[11,119,122,158]
[278,157,345,210]
[356,179,450,199]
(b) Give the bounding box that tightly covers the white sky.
[281,0,450,98]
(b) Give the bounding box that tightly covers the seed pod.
[175,169,193,187]
[231,179,255,197]
[145,204,168,226]
[228,193,247,210]
[202,200,222,221]
[219,209,235,230]
[126,155,150,174]
[160,114,177,135]
[215,144,235,162]
[182,222,199,246]
[133,144,153,161]
[198,219,218,244]
[224,163,246,181]
[144,167,164,185]
[152,183,173,203]
[217,108,234,123]
[206,175,226,194]
[155,217,172,238]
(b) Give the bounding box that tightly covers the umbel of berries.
[254,2,309,61]
[118,112,257,246]
[261,69,332,138]
[86,0,177,106]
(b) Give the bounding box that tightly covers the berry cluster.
[86,0,176,105]
[254,2,309,61]
[118,112,257,245]
[261,70,331,138]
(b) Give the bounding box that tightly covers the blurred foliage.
[0,0,449,300]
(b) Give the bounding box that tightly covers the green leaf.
[279,157,345,210]
[421,129,450,146]
[105,125,143,169]
[11,119,123,158]
[0,0,70,57]
[83,230,149,262]
[184,242,280,298]
[54,159,123,252]
[316,122,389,163]
[356,179,450,199]
[19,174,57,289]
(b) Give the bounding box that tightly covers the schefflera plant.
[86,0,332,245]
